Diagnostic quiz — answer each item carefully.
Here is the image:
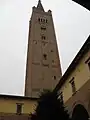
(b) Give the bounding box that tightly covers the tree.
[30,90,71,120]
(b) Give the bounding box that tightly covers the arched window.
[38,18,40,22]
[54,76,56,80]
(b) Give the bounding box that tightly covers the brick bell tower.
[24,0,62,98]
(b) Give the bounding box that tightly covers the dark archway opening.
[72,104,89,120]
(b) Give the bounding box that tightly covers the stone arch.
[72,100,86,110]
[72,104,89,120]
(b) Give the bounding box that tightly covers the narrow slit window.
[41,19,42,22]
[16,104,22,115]
[44,36,46,39]
[69,77,76,94]
[38,18,40,22]
[54,76,56,80]
[43,54,47,60]
[41,35,46,40]
[88,62,90,70]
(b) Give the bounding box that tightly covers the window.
[41,19,42,22]
[44,36,46,39]
[88,62,90,70]
[43,54,47,60]
[38,18,40,22]
[16,103,23,115]
[54,76,56,80]
[85,57,90,70]
[46,19,48,23]
[69,77,76,94]
[38,18,48,24]
[52,60,54,63]
[41,35,46,40]
[41,27,46,30]
[42,19,45,23]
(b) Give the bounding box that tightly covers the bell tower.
[25,0,62,97]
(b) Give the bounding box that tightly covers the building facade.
[54,35,90,120]
[0,94,37,120]
[25,0,62,98]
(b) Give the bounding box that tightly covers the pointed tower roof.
[37,0,44,11]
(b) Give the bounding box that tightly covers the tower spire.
[37,0,44,11]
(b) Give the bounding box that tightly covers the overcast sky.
[0,0,90,96]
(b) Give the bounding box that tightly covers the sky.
[0,0,90,96]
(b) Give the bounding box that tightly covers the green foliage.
[30,90,70,120]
